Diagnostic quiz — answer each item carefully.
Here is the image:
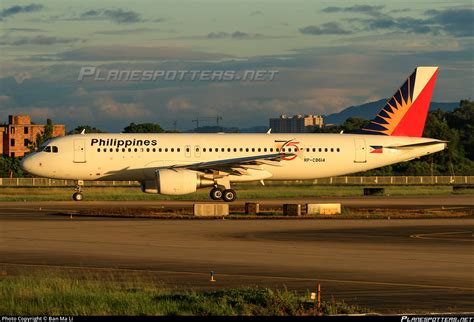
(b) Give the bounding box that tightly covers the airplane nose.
[20,155,36,174]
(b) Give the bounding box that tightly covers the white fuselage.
[21,133,446,183]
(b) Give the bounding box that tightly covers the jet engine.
[141,169,213,195]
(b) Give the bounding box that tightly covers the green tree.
[29,118,54,152]
[123,122,164,133]
[0,156,23,178]
[68,125,104,135]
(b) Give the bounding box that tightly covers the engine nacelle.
[141,169,214,195]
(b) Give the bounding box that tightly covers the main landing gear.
[210,186,237,202]
[72,180,84,201]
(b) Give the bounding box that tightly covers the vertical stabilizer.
[360,66,438,137]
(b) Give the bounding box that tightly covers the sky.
[0,0,473,131]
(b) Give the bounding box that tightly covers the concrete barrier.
[193,203,229,216]
[245,203,260,215]
[306,203,341,215]
[283,204,301,216]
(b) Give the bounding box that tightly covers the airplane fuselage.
[22,133,446,182]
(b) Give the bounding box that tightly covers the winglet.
[80,129,86,135]
[267,128,272,134]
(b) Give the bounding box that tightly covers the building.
[1,115,65,157]
[269,114,324,133]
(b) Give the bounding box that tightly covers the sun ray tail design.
[359,66,438,137]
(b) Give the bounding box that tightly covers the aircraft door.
[73,139,86,163]
[354,138,366,163]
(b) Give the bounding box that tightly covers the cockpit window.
[43,146,59,153]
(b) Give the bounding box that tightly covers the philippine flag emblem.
[370,145,383,153]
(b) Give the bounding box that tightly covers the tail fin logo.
[361,66,438,137]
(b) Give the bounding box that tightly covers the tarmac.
[1,196,473,313]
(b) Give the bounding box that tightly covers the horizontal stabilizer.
[385,140,448,150]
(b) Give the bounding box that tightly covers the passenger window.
[97,148,101,152]
[128,148,131,152]
[324,148,328,152]
[246,148,249,152]
[252,148,255,152]
[152,148,156,152]
[233,148,237,152]
[227,148,231,152]
[165,148,168,152]
[270,148,273,152]
[331,148,334,152]
[337,148,340,152]
[116,148,119,152]
[313,148,316,152]
[122,148,126,152]
[319,148,322,152]
[110,148,113,152]
[134,148,138,152]
[146,148,150,152]
[203,148,206,152]
[177,148,180,152]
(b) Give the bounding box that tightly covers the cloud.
[94,97,151,119]
[79,8,144,24]
[3,27,46,32]
[166,97,195,112]
[299,22,353,35]
[250,10,263,16]
[425,8,474,37]
[41,45,232,61]
[322,7,472,38]
[0,35,82,46]
[0,4,44,20]
[207,31,266,39]
[95,28,158,35]
[358,16,435,34]
[322,5,384,16]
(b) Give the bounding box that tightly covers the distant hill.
[186,125,269,133]
[324,99,460,124]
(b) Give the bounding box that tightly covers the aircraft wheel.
[210,187,224,200]
[222,189,237,202]
[72,192,83,201]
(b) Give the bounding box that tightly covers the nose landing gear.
[72,180,84,201]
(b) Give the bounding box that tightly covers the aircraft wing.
[166,152,294,175]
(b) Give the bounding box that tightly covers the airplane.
[21,66,446,202]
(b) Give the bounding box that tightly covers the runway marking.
[2,262,473,292]
[410,231,473,242]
